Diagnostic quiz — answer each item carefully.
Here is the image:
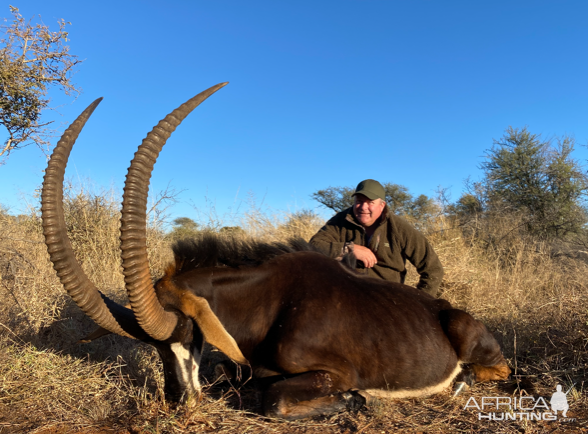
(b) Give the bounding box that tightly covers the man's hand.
[354,245,377,268]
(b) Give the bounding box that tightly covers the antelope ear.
[180,293,248,365]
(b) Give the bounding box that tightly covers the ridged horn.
[41,99,138,339]
[120,82,228,341]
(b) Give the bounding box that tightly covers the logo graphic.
[464,384,576,422]
[550,384,570,418]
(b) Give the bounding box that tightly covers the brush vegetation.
[1,12,586,428]
[0,178,587,433]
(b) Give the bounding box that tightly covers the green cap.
[352,179,386,201]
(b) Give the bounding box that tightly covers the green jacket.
[309,207,444,297]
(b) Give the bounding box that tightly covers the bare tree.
[0,6,82,164]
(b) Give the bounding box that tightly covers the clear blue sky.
[2,1,588,225]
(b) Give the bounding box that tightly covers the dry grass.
[0,189,587,433]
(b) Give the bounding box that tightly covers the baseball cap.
[352,179,386,201]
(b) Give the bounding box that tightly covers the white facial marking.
[170,342,202,395]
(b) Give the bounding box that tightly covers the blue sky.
[2,1,588,225]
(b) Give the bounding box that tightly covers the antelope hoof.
[342,389,369,412]
[452,381,470,397]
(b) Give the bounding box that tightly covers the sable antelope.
[41,83,510,420]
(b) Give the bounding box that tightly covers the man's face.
[353,194,385,228]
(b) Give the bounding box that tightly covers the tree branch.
[0,138,14,159]
[0,6,83,164]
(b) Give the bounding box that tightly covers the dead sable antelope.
[41,83,510,420]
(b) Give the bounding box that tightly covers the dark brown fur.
[154,234,510,419]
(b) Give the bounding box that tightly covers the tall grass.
[0,187,586,433]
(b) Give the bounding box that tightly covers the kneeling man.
[310,179,444,297]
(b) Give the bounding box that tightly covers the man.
[310,179,444,297]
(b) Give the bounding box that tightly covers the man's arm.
[394,218,444,296]
[352,245,377,268]
[309,220,347,258]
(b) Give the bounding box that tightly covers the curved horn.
[41,99,140,339]
[120,82,228,341]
